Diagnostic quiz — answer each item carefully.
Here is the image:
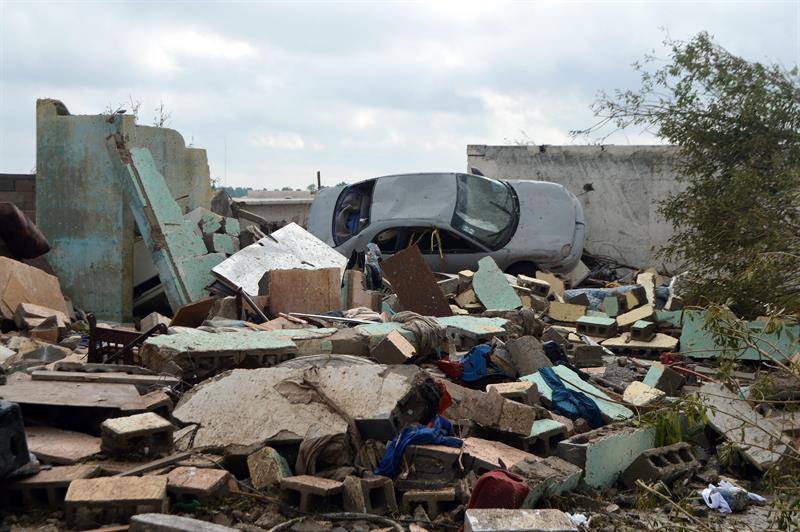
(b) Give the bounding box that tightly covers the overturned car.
[308,172,585,275]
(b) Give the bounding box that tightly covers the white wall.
[467,145,684,270]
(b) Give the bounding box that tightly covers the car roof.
[368,173,462,225]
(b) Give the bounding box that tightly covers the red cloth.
[437,359,464,381]
[436,380,453,415]
[466,470,530,509]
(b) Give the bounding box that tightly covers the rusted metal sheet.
[380,245,452,317]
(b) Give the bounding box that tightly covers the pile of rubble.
[0,154,798,531]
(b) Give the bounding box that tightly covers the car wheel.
[505,261,538,277]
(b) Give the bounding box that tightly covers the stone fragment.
[642,362,685,395]
[623,381,665,407]
[247,446,292,490]
[445,381,539,437]
[370,329,416,364]
[326,327,370,356]
[567,344,604,368]
[546,302,585,323]
[464,508,578,532]
[463,437,537,474]
[506,336,551,376]
[167,466,231,502]
[101,412,174,458]
[621,442,699,488]
[486,381,539,406]
[280,475,343,512]
[14,302,68,330]
[65,476,168,527]
[141,312,171,331]
[131,513,237,532]
[25,426,101,465]
[342,475,397,515]
[473,256,522,311]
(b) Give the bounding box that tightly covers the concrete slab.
[173,364,425,454]
[167,466,231,498]
[65,475,168,506]
[25,426,101,465]
[523,365,633,422]
[473,256,521,311]
[464,508,578,532]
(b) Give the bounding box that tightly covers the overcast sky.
[1,1,798,189]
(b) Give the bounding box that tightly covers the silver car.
[307,172,585,275]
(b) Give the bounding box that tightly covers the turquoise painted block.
[357,322,415,348]
[530,418,565,438]
[586,310,610,318]
[211,233,238,255]
[680,310,798,361]
[601,296,619,317]
[523,365,633,422]
[224,217,241,236]
[576,315,615,327]
[473,256,521,310]
[656,310,684,327]
[436,316,508,336]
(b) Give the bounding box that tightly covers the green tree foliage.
[215,186,252,198]
[576,32,800,318]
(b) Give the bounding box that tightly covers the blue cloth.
[539,367,604,429]
[461,344,494,382]
[374,416,462,477]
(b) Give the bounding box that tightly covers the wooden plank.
[380,245,451,317]
[31,370,179,387]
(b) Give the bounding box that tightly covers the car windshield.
[451,174,518,250]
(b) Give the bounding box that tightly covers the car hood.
[505,180,579,262]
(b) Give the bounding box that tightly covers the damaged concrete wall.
[0,174,36,220]
[467,145,684,269]
[36,99,212,321]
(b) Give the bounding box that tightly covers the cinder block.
[524,418,567,456]
[464,508,578,532]
[166,466,232,502]
[486,381,539,406]
[567,344,604,368]
[401,487,457,518]
[397,444,462,489]
[621,442,699,488]
[370,329,416,364]
[101,413,174,458]
[516,275,550,298]
[65,476,168,527]
[622,381,665,407]
[616,305,656,329]
[342,475,397,515]
[555,424,656,489]
[631,320,656,342]
[1,464,100,508]
[642,362,686,395]
[576,315,618,339]
[600,295,621,317]
[506,336,551,377]
[280,475,343,512]
[463,437,536,475]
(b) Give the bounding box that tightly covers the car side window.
[372,226,481,254]
[333,180,376,246]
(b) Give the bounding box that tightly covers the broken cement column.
[173,364,428,455]
[36,99,213,321]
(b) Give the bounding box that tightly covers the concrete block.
[575,315,617,339]
[0,400,30,477]
[464,508,578,532]
[600,295,621,317]
[510,456,581,507]
[601,332,678,357]
[166,466,231,502]
[401,487,456,518]
[247,446,292,491]
[535,272,564,297]
[1,464,100,508]
[260,267,342,317]
[370,329,416,364]
[131,513,237,532]
[621,442,699,488]
[397,444,462,489]
[516,274,550,297]
[326,327,370,356]
[445,381,539,437]
[616,305,656,329]
[473,256,522,310]
[546,302,585,323]
[506,336,551,376]
[630,320,656,341]
[642,362,685,395]
[486,381,539,406]
[623,381,665,407]
[342,475,397,515]
[555,424,656,488]
[567,344,604,368]
[141,311,171,331]
[101,413,174,458]
[223,216,240,236]
[463,437,536,475]
[280,475,343,512]
[526,418,567,456]
[65,476,168,527]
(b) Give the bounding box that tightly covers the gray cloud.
[1,1,798,188]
